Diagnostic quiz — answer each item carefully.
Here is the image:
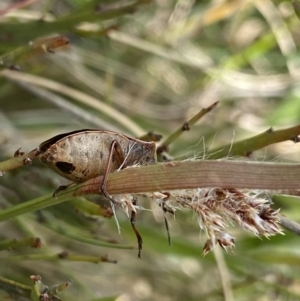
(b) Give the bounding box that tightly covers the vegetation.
[1,0,300,300]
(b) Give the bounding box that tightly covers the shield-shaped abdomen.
[39,130,156,182]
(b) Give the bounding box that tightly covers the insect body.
[38,129,157,257]
[39,129,157,182]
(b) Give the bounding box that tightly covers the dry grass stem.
[142,188,283,254]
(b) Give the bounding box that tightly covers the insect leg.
[52,182,76,197]
[131,197,143,258]
[100,141,143,257]
[159,193,174,246]
[162,202,172,247]
[100,140,125,201]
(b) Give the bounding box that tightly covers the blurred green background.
[1,0,300,300]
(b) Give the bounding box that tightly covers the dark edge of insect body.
[39,129,96,152]
[131,197,143,258]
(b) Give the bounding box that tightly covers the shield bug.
[38,129,157,257]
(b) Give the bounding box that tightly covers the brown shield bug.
[38,129,157,257]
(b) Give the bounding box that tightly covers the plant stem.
[0,148,39,173]
[207,125,300,159]
[157,101,218,153]
[77,160,300,196]
[2,160,300,222]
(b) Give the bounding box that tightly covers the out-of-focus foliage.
[1,0,300,300]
